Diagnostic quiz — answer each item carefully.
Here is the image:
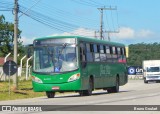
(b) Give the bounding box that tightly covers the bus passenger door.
[80,43,88,89]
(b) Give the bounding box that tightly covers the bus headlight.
[68,73,80,82]
[32,76,43,83]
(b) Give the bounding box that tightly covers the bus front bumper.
[32,80,81,92]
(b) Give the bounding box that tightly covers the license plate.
[52,86,60,90]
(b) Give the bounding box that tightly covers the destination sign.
[34,38,76,46]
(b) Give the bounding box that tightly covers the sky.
[0,0,160,45]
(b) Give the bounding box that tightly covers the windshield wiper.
[57,43,68,61]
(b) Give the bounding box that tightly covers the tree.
[127,43,160,66]
[0,15,24,58]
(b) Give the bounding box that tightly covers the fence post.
[0,53,11,81]
[29,66,32,77]
[26,56,32,80]
[20,55,26,76]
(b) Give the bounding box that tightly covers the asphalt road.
[0,80,160,114]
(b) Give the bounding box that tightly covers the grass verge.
[0,79,45,101]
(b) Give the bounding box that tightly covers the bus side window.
[100,45,106,61]
[112,46,118,59]
[122,47,127,62]
[86,43,93,62]
[106,46,112,62]
[112,46,116,54]
[80,43,86,62]
[117,47,121,55]
[94,44,100,62]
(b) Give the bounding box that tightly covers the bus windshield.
[147,67,160,72]
[33,45,78,73]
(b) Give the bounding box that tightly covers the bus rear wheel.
[79,78,93,96]
[46,91,55,98]
[107,76,119,93]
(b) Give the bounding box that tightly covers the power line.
[88,0,104,6]
[70,0,99,7]
[2,0,120,38]
[19,0,41,18]
[116,9,120,30]
[0,1,14,11]
[111,10,115,31]
[19,6,79,29]
[19,0,99,29]
[104,11,111,31]
[0,0,98,37]
[19,6,97,37]
[71,0,111,8]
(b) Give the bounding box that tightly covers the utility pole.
[97,6,117,40]
[13,0,18,90]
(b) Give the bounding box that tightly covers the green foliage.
[0,15,25,57]
[127,43,160,66]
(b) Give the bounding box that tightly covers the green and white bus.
[31,36,128,98]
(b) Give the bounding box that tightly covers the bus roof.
[34,36,125,47]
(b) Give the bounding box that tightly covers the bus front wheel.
[46,91,55,98]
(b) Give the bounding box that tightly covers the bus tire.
[107,76,119,93]
[79,78,93,96]
[46,91,55,98]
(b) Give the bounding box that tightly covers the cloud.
[51,28,95,38]
[20,36,35,45]
[21,28,95,45]
[113,27,155,40]
[52,27,155,41]
[50,27,156,44]
[114,27,135,39]
[21,27,156,45]
[136,29,154,38]
[19,28,95,45]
